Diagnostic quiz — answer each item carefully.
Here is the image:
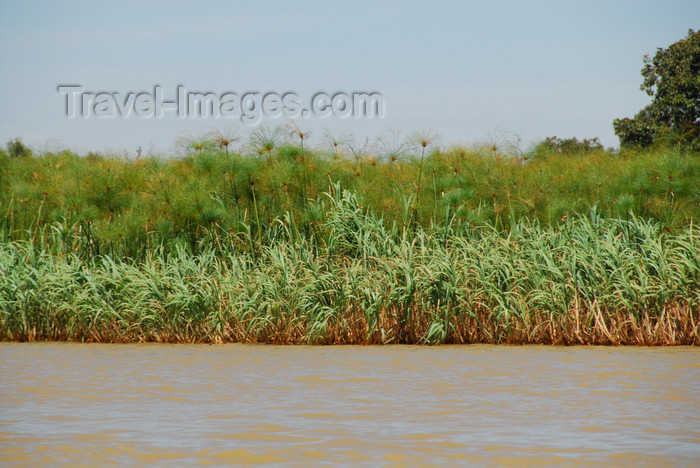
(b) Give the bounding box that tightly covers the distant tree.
[614,29,700,150]
[532,136,604,155]
[7,138,32,158]
[612,111,656,149]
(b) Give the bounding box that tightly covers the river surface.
[0,343,698,467]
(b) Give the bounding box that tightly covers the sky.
[1,0,698,155]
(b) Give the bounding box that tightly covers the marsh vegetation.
[1,131,698,344]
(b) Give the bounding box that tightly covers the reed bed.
[2,141,699,261]
[1,186,698,345]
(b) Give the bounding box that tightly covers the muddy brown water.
[0,343,698,466]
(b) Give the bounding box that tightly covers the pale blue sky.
[1,0,698,154]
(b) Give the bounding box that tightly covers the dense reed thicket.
[1,137,699,260]
[1,134,698,344]
[1,183,699,344]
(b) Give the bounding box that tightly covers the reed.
[1,133,698,344]
[4,137,697,260]
[0,183,697,345]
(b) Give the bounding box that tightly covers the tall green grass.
[1,138,698,260]
[0,134,698,344]
[1,184,698,344]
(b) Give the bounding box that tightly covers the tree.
[533,136,604,155]
[7,138,32,158]
[614,29,700,150]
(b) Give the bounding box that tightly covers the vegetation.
[1,134,698,258]
[614,29,700,150]
[531,136,603,155]
[0,130,698,344]
[1,187,698,345]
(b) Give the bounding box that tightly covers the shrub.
[7,138,32,158]
[531,136,604,156]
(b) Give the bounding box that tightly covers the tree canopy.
[614,29,700,150]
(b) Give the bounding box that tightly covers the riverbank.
[2,189,698,344]
[2,142,699,344]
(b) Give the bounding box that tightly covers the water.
[0,343,698,466]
